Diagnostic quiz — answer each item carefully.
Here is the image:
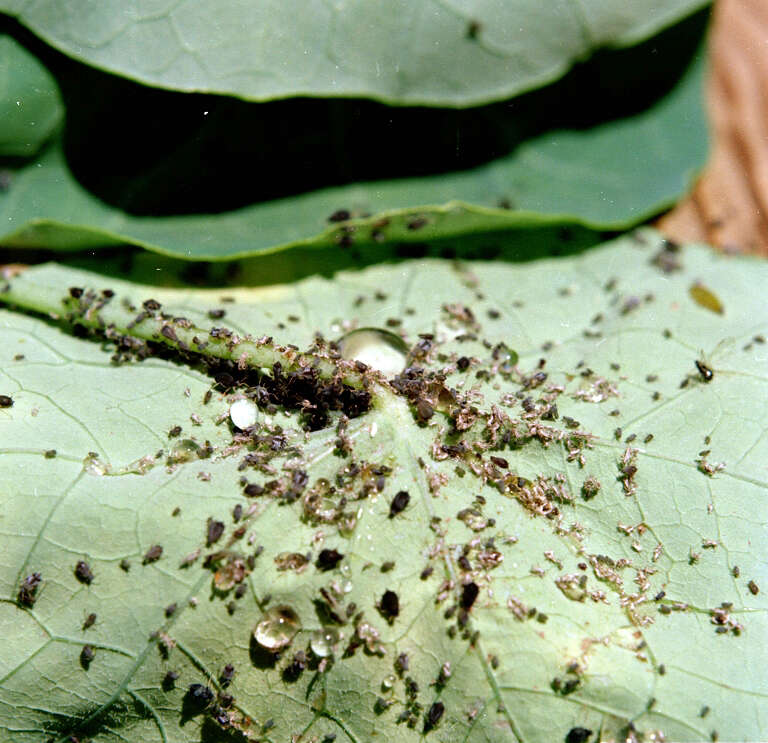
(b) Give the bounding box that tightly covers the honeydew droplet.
[253,605,301,651]
[230,398,258,430]
[337,328,408,376]
[310,627,341,657]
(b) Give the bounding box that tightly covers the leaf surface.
[0,47,707,260]
[0,34,62,156]
[0,0,709,105]
[0,230,766,742]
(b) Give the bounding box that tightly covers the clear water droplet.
[230,398,258,430]
[381,674,397,690]
[168,439,201,464]
[337,328,408,376]
[342,580,353,594]
[310,627,341,657]
[253,605,301,651]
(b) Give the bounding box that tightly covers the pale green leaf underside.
[0,34,63,157]
[0,0,708,106]
[0,50,706,260]
[0,229,766,742]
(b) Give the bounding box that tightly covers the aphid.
[44,449,57,458]
[461,582,479,610]
[160,325,178,343]
[747,580,759,595]
[381,561,395,573]
[220,663,235,687]
[74,561,94,585]
[206,519,225,546]
[625,433,637,443]
[389,490,410,518]
[0,394,13,408]
[378,590,400,623]
[732,565,740,578]
[82,612,97,630]
[420,565,434,580]
[143,299,161,312]
[69,287,84,298]
[316,548,344,571]
[424,701,445,732]
[186,683,214,709]
[456,356,470,371]
[490,455,508,469]
[120,558,131,572]
[244,483,264,497]
[171,506,181,517]
[162,670,179,690]
[142,544,163,564]
[695,359,714,382]
[208,309,226,319]
[658,664,666,675]
[232,503,242,522]
[234,583,247,599]
[644,434,654,444]
[203,389,213,405]
[565,728,593,743]
[416,399,434,422]
[407,216,428,231]
[165,603,177,618]
[328,209,351,223]
[168,425,182,438]
[654,590,666,601]
[395,653,409,674]
[80,644,95,669]
[18,572,42,607]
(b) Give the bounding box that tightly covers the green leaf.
[0,34,62,156]
[0,229,765,742]
[1,0,709,105]
[0,43,707,260]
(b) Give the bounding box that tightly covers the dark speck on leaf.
[424,701,445,732]
[80,644,94,669]
[696,360,714,382]
[328,209,351,223]
[316,548,344,571]
[389,490,410,518]
[142,544,163,564]
[416,399,434,422]
[207,519,225,546]
[68,287,84,298]
[185,683,214,710]
[75,561,94,585]
[565,728,593,743]
[461,582,479,610]
[379,590,399,623]
[0,394,13,408]
[162,670,179,690]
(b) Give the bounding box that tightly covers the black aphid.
[328,209,351,223]
[186,683,214,709]
[696,360,714,382]
[203,389,213,405]
[74,561,94,585]
[69,287,84,298]
[80,644,95,669]
[82,613,97,630]
[379,590,400,623]
[565,728,593,743]
[244,482,264,497]
[416,399,434,422]
[389,490,410,518]
[460,582,479,610]
[142,544,163,564]
[44,449,57,458]
[0,394,13,408]
[18,572,42,607]
[208,309,226,319]
[168,425,182,438]
[424,701,445,732]
[220,663,235,687]
[143,298,161,311]
[233,503,242,522]
[206,519,225,546]
[120,558,131,572]
[162,670,179,690]
[316,548,344,571]
[490,456,508,469]
[160,325,178,343]
[748,580,759,595]
[165,603,177,618]
[456,356,470,371]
